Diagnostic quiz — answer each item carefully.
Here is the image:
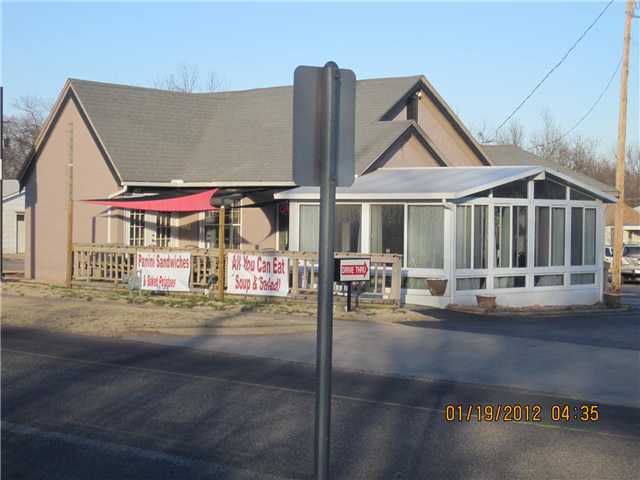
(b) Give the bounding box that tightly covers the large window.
[571,207,596,265]
[456,205,488,269]
[407,205,444,268]
[299,204,361,252]
[204,203,240,249]
[494,206,527,268]
[129,210,145,246]
[535,207,565,266]
[156,213,172,247]
[370,204,404,255]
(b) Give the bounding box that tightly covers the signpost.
[293,62,356,480]
[335,258,371,312]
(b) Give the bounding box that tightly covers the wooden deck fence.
[72,244,402,302]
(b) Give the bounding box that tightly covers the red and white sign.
[226,253,289,297]
[337,258,370,282]
[136,251,192,292]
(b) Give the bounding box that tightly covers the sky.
[1,1,638,153]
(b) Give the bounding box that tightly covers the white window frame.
[199,203,242,250]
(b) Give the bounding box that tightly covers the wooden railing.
[72,244,402,302]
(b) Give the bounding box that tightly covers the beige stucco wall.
[380,134,440,168]
[176,212,201,247]
[240,194,277,250]
[394,96,483,166]
[24,95,121,283]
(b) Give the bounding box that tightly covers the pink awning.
[82,188,219,212]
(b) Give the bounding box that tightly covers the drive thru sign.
[336,258,371,282]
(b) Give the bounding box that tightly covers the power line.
[492,0,615,139]
[532,56,622,149]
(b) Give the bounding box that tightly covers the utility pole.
[612,0,635,293]
[217,205,225,301]
[64,122,74,288]
[0,86,4,282]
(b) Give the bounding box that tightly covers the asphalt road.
[3,327,640,479]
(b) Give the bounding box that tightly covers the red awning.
[82,188,219,212]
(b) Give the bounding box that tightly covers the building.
[18,75,616,306]
[604,203,640,244]
[2,180,25,255]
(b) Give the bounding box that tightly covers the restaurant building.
[18,74,617,307]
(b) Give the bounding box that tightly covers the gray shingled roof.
[482,144,617,195]
[70,76,423,184]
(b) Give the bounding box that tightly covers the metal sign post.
[292,62,356,480]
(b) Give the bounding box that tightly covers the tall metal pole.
[217,205,225,301]
[64,122,74,288]
[611,0,634,293]
[1,86,4,281]
[314,61,340,480]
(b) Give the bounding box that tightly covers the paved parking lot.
[131,285,640,408]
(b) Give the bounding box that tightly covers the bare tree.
[2,96,51,178]
[154,63,223,93]
[496,119,525,148]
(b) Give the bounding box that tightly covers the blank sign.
[292,65,356,187]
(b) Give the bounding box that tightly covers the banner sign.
[335,258,370,282]
[227,253,289,297]
[136,251,192,292]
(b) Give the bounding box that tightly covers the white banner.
[136,251,191,292]
[226,253,289,297]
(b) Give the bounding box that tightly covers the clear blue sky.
[2,1,638,153]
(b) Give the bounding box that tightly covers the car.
[621,244,640,282]
[604,246,613,265]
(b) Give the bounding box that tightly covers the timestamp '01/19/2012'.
[443,404,600,423]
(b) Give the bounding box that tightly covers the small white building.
[2,180,26,254]
[277,165,616,308]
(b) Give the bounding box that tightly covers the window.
[299,204,361,252]
[494,206,510,268]
[129,210,145,246]
[571,273,595,285]
[571,207,596,265]
[495,206,526,268]
[534,179,566,199]
[407,205,444,268]
[277,202,289,251]
[204,203,240,249]
[535,207,565,267]
[495,276,526,288]
[402,277,430,289]
[370,204,404,255]
[456,277,486,290]
[512,206,528,267]
[335,205,361,252]
[570,189,595,201]
[299,204,320,251]
[456,205,488,269]
[534,274,564,287]
[493,180,528,199]
[156,213,171,247]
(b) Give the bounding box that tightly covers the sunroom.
[275,166,617,308]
